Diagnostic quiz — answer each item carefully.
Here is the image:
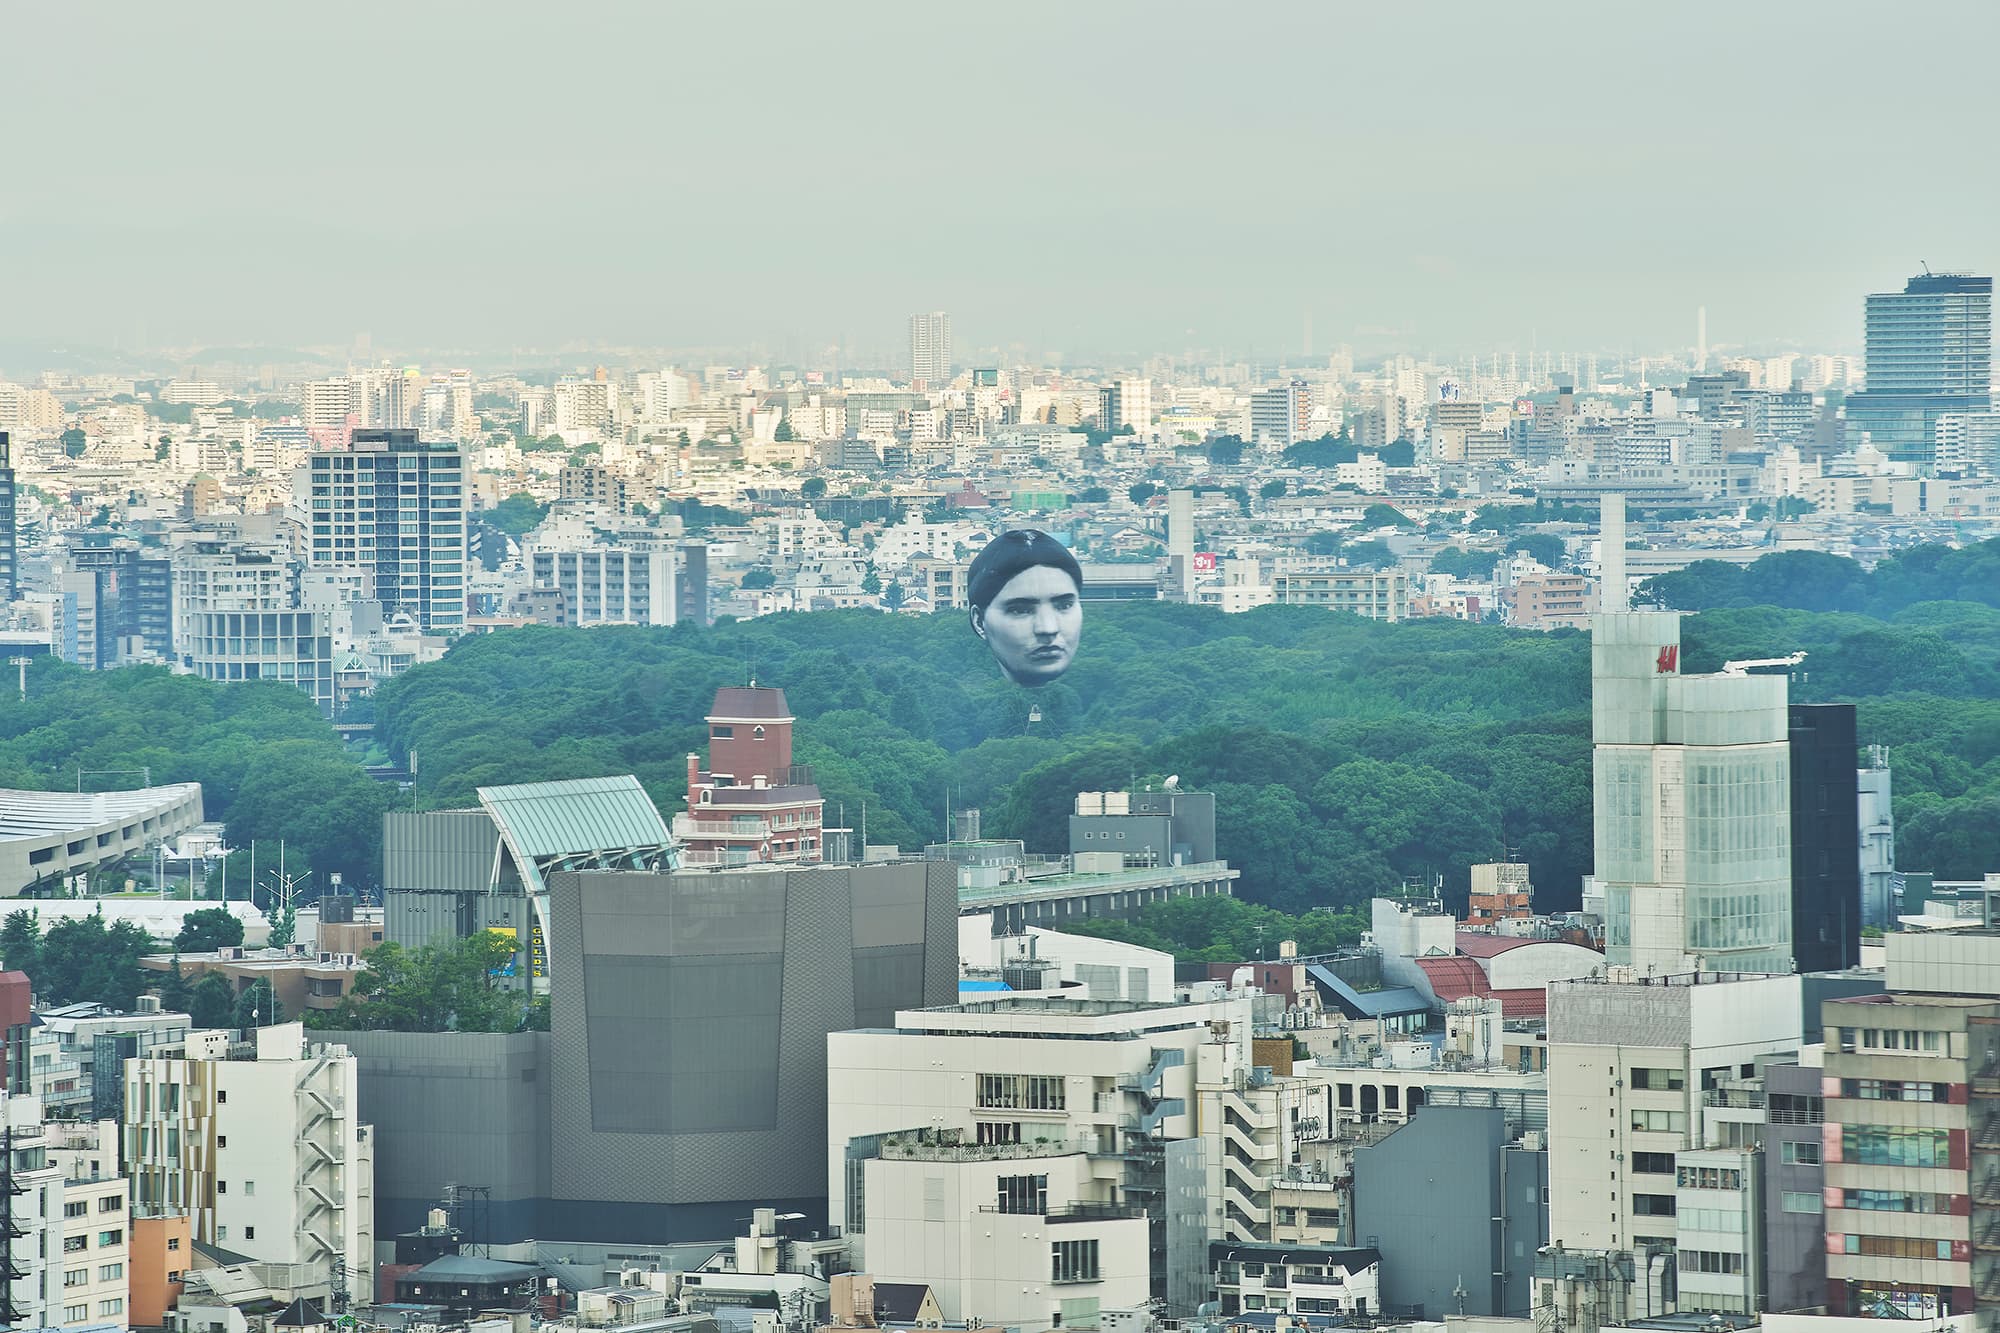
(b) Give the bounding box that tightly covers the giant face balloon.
[967,529,1084,688]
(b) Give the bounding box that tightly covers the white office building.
[124,1023,373,1299]
[1592,609,1794,975]
[1546,970,1798,1267]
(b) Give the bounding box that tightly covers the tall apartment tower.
[1098,377,1153,436]
[1845,271,1992,469]
[305,428,466,633]
[1250,380,1313,448]
[909,311,952,384]
[1592,601,1795,974]
[0,431,15,601]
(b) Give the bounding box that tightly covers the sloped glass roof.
[476,775,674,894]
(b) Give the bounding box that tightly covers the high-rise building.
[1845,272,1993,469]
[1098,377,1152,436]
[125,1024,373,1296]
[0,431,15,601]
[1591,608,1795,975]
[0,1092,63,1329]
[909,311,951,384]
[299,377,355,434]
[1789,703,1863,974]
[1250,380,1313,448]
[527,544,679,627]
[305,429,466,633]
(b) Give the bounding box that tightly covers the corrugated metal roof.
[477,776,672,865]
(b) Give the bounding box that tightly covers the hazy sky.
[9,1,1999,365]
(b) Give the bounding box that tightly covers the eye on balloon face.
[966,529,1085,689]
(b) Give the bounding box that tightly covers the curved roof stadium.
[0,784,205,896]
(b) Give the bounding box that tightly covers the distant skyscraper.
[909,311,951,384]
[1249,380,1313,448]
[305,429,466,633]
[0,431,15,601]
[1844,271,1992,468]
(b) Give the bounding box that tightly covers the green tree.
[175,907,244,953]
[234,978,284,1028]
[741,567,777,590]
[1208,436,1246,466]
[268,905,297,949]
[1360,503,1416,529]
[1128,482,1160,505]
[1506,533,1567,569]
[1260,479,1287,500]
[775,417,797,442]
[1074,486,1111,504]
[188,973,235,1028]
[314,932,530,1033]
[801,477,828,500]
[0,911,41,980]
[483,493,549,537]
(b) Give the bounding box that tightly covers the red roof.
[1415,955,1491,1000]
[1455,930,1533,959]
[1415,955,1547,1018]
[1492,987,1548,1018]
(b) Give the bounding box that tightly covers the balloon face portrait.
[967,529,1084,688]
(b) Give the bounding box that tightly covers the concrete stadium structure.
[0,784,205,895]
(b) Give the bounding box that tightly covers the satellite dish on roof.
[1163,775,1180,790]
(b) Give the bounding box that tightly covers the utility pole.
[7,656,29,702]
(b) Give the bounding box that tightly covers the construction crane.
[1721,651,1806,676]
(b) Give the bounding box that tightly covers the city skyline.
[7,2,2000,362]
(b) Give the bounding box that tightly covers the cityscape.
[2,7,2000,1333]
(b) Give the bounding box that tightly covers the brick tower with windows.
[673,685,825,866]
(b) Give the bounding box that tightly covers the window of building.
[1841,1126,1951,1168]
[245,1226,256,1240]
[217,1180,226,1193]
[1676,1250,1743,1275]
[64,1200,88,1218]
[1630,1110,1686,1133]
[1781,1141,1820,1166]
[63,1236,87,1253]
[1841,1079,1952,1103]
[243,1180,254,1197]
[1052,1239,1101,1283]
[977,1073,1065,1111]
[976,1120,1020,1146]
[1676,1166,1744,1191]
[1844,1188,1954,1213]
[64,1305,89,1324]
[997,1175,1048,1215]
[1630,1068,1685,1091]
[1632,1194,1677,1217]
[98,1194,120,1212]
[98,1229,122,1247]
[167,1237,181,1251]
[64,1268,88,1288]
[98,1262,123,1281]
[1842,1234,1953,1260]
[1782,1192,1823,1214]
[99,1298,124,1316]
[1632,1152,1675,1174]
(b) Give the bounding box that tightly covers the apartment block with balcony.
[0,1092,64,1330]
[58,1170,130,1330]
[1271,565,1407,621]
[1211,1242,1381,1319]
[124,1023,373,1301]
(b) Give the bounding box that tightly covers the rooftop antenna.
[1921,260,1932,276]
